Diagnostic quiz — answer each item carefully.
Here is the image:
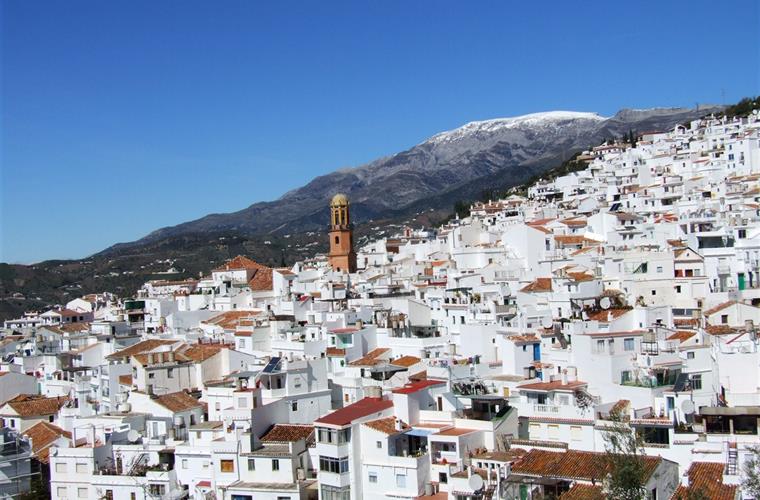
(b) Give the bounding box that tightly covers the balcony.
[534,404,560,414]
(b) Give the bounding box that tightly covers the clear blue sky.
[2,1,758,263]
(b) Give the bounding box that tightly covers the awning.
[406,428,435,437]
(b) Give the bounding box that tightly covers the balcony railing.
[534,404,560,414]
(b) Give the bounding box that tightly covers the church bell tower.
[328,193,357,273]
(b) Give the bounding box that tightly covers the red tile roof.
[703,301,738,317]
[520,278,553,293]
[559,484,604,500]
[314,397,393,427]
[517,380,587,392]
[326,347,346,357]
[23,421,71,463]
[348,348,390,366]
[391,379,446,395]
[153,391,203,413]
[671,462,737,500]
[512,448,661,482]
[390,355,422,368]
[363,417,409,435]
[261,424,314,442]
[3,395,68,417]
[106,339,177,360]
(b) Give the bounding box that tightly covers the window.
[292,401,298,412]
[182,459,188,469]
[319,456,349,474]
[623,338,634,351]
[376,441,382,448]
[167,368,174,378]
[548,424,559,440]
[687,351,695,359]
[721,314,729,324]
[317,428,350,444]
[691,374,702,391]
[656,266,663,273]
[570,426,582,441]
[272,459,280,471]
[148,485,166,497]
[621,370,632,384]
[131,493,136,500]
[104,490,113,500]
[651,290,656,296]
[675,285,681,294]
[56,462,67,473]
[221,459,235,473]
[248,458,255,471]
[529,423,541,439]
[334,236,340,244]
[396,473,407,488]
[76,463,88,474]
[78,488,88,498]
[368,472,378,483]
[596,340,605,353]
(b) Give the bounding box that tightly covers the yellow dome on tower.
[330,193,349,206]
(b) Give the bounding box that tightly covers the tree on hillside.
[742,444,760,498]
[601,412,648,500]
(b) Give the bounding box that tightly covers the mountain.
[100,105,721,256]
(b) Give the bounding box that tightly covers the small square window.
[369,472,378,483]
[376,441,382,448]
[272,459,280,471]
[248,458,255,471]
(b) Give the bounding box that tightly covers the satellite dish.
[127,430,140,443]
[468,474,484,491]
[541,317,553,329]
[600,297,612,310]
[681,400,695,415]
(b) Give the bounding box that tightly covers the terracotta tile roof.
[261,424,314,442]
[666,331,696,343]
[330,327,359,334]
[153,391,203,413]
[560,218,587,227]
[392,379,446,395]
[512,448,661,482]
[674,318,699,327]
[559,484,604,500]
[23,421,71,464]
[520,278,553,293]
[326,347,346,357]
[517,380,587,392]
[566,272,594,283]
[703,301,738,317]
[204,310,263,330]
[671,462,737,500]
[348,348,390,366]
[506,334,540,345]
[314,397,393,427]
[106,339,176,360]
[213,255,266,272]
[554,235,587,246]
[248,267,274,291]
[705,325,739,336]
[586,308,631,322]
[390,355,422,368]
[181,343,230,362]
[363,416,409,435]
[3,395,68,417]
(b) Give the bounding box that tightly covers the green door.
[739,273,746,290]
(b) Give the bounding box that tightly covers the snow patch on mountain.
[426,111,607,145]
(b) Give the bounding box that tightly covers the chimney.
[168,351,175,363]
[395,418,402,432]
[147,353,154,365]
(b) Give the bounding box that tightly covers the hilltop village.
[3,111,760,499]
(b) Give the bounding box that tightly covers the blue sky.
[2,1,758,263]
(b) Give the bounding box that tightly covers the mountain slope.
[101,105,721,256]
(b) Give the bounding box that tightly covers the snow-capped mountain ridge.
[101,104,723,255]
[427,111,607,145]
